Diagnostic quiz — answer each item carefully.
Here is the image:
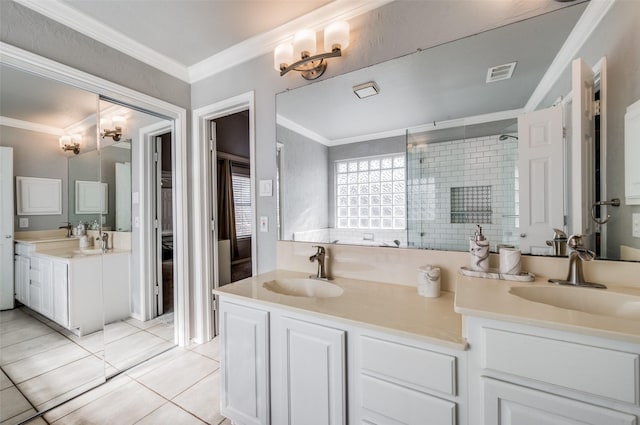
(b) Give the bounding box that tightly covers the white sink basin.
[263,278,344,298]
[509,286,640,320]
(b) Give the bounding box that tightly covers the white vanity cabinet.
[14,242,32,304]
[270,315,346,425]
[219,299,270,425]
[218,295,466,425]
[466,317,640,424]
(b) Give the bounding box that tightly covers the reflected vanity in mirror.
[276,2,640,262]
[0,65,177,423]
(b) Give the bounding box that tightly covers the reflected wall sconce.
[59,134,81,155]
[274,21,350,80]
[100,115,125,141]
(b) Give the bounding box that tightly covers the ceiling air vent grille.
[486,62,517,83]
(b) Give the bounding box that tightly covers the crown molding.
[14,0,392,84]
[276,114,331,146]
[189,0,393,82]
[0,116,64,136]
[14,0,191,82]
[278,108,523,147]
[524,0,615,111]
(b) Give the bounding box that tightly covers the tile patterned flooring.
[1,308,229,425]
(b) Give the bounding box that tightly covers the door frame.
[192,92,256,343]
[1,42,191,346]
[138,121,173,323]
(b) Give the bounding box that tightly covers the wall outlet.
[260,216,268,232]
[19,218,28,228]
[633,213,640,238]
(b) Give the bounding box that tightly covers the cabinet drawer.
[483,328,639,404]
[15,243,34,256]
[361,336,456,396]
[361,375,456,425]
[483,377,637,425]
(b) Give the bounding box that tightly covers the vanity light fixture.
[352,81,380,99]
[59,134,81,155]
[274,20,350,80]
[100,115,125,141]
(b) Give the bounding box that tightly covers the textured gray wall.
[277,125,328,239]
[539,1,640,258]
[327,136,405,228]
[1,125,69,230]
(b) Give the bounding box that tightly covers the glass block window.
[232,173,252,238]
[336,154,406,229]
[450,185,492,224]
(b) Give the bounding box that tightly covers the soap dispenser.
[469,224,490,271]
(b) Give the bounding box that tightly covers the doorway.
[211,111,253,287]
[155,132,174,317]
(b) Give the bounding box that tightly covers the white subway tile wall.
[407,135,519,251]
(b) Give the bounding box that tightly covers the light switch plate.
[259,180,273,197]
[633,213,640,238]
[19,218,28,228]
[260,216,268,232]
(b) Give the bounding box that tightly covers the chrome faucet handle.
[567,234,584,250]
[312,245,325,255]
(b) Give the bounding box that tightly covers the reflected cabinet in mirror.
[0,65,177,423]
[276,1,640,262]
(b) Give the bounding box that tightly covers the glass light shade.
[71,134,82,144]
[293,29,316,58]
[111,115,125,129]
[324,21,350,52]
[99,118,108,130]
[59,135,71,148]
[274,43,293,71]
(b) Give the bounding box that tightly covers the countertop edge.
[214,270,468,351]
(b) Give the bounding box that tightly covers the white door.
[219,299,270,425]
[0,147,14,310]
[570,57,596,239]
[483,378,635,425]
[517,106,565,254]
[272,316,346,425]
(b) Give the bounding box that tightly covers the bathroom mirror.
[276,2,640,262]
[0,64,176,424]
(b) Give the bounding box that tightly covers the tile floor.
[1,308,227,424]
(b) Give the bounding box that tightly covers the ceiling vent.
[486,62,517,83]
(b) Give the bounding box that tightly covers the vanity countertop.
[31,247,131,262]
[454,274,640,344]
[214,269,466,350]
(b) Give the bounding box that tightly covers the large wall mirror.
[276,1,640,262]
[0,63,176,423]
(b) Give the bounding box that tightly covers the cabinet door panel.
[483,378,636,425]
[279,317,345,425]
[220,300,270,425]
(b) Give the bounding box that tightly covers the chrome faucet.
[59,223,72,238]
[309,245,329,280]
[545,228,568,256]
[101,232,111,252]
[548,235,606,289]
